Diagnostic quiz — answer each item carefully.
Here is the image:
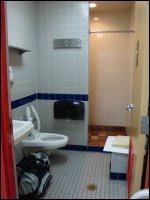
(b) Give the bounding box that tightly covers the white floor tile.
[42,149,127,199]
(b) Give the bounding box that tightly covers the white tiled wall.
[6,1,89,151]
[6,1,37,163]
[111,153,128,173]
[6,1,36,50]
[89,9,134,127]
[36,1,89,145]
[36,1,89,94]
[6,1,37,119]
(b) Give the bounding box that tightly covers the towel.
[112,136,130,148]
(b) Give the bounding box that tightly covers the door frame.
[1,1,18,198]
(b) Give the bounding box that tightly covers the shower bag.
[16,151,52,199]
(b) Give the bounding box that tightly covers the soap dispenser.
[9,66,14,86]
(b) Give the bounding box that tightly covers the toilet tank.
[54,100,85,120]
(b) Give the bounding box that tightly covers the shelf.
[8,45,31,55]
[90,30,135,33]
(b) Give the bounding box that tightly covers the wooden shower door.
[126,1,149,197]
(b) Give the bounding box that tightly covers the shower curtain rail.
[89,30,134,33]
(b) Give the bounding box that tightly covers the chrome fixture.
[126,103,136,112]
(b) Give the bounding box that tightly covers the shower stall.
[88,2,135,146]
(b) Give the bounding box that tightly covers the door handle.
[126,103,136,112]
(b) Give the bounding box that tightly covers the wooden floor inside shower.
[88,125,127,147]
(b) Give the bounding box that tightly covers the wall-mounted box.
[54,100,85,120]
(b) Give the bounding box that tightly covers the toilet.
[22,105,69,155]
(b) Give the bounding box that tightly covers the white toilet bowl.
[22,105,68,155]
[22,132,68,149]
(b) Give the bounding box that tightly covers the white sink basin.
[12,120,34,145]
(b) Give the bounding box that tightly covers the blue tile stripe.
[11,94,36,109]
[11,93,88,109]
[110,172,126,180]
[36,93,88,101]
[60,144,110,153]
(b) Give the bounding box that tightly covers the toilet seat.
[22,105,68,150]
[26,105,40,138]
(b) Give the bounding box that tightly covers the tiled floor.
[88,130,127,147]
[42,150,128,199]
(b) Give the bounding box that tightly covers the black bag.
[16,151,52,199]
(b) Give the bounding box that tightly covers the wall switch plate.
[140,116,149,135]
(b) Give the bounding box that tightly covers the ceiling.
[89,1,134,13]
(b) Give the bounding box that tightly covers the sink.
[12,120,34,145]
